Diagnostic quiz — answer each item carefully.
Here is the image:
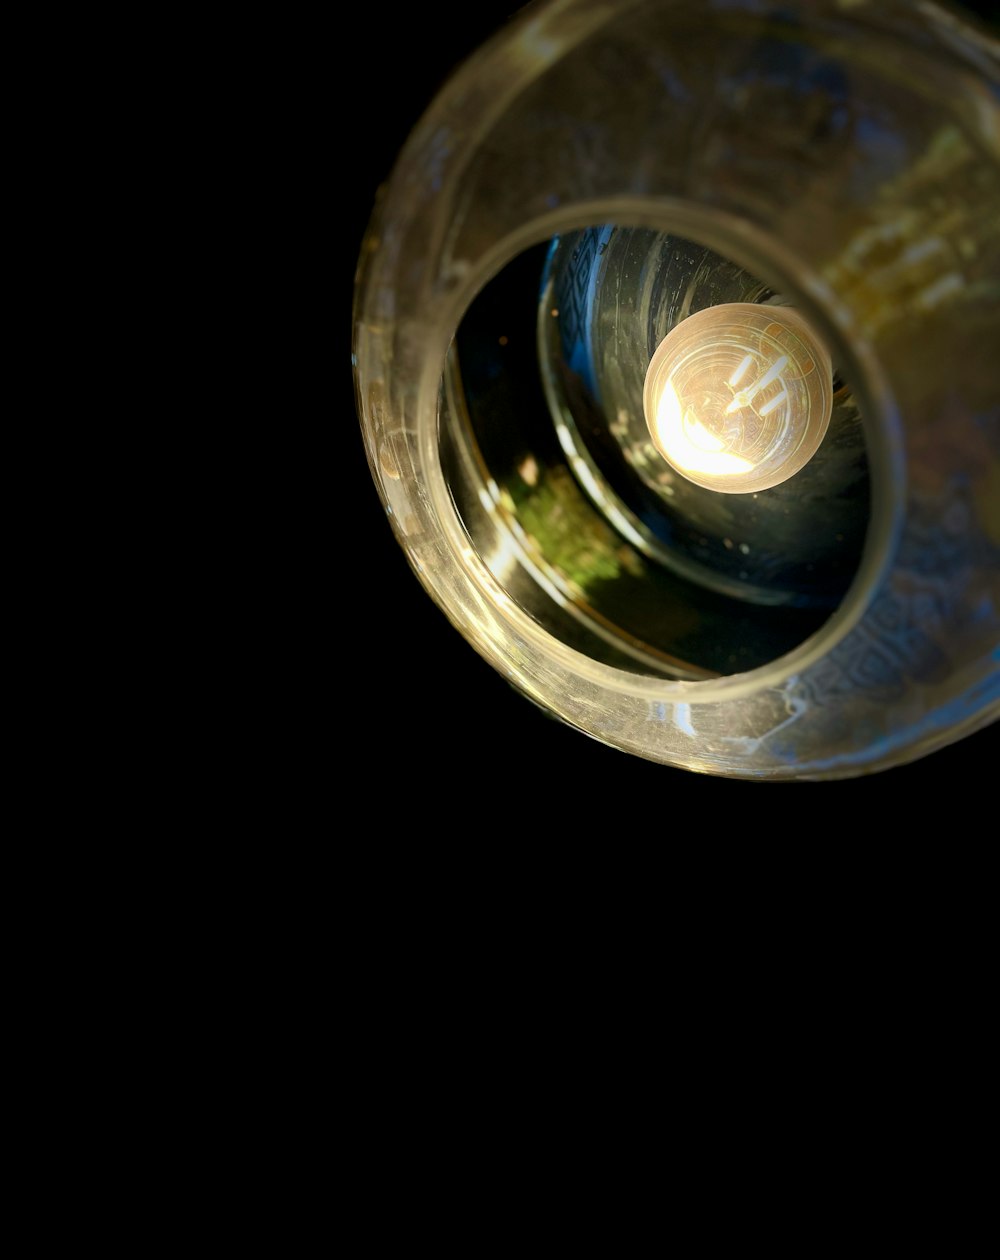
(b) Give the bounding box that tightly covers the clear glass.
[538,227,870,627]
[354,0,1000,779]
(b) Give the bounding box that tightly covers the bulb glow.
[642,303,834,494]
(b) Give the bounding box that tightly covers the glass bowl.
[354,0,999,779]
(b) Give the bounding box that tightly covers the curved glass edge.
[353,0,1000,778]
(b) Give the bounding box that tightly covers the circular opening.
[441,224,872,679]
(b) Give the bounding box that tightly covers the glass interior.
[444,228,870,677]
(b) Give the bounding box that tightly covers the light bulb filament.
[724,353,789,414]
[759,389,788,417]
[727,354,754,388]
[755,354,788,393]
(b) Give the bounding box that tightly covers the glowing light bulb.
[642,303,834,493]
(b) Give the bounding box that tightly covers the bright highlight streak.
[724,353,790,413]
[683,417,726,452]
[653,384,754,478]
[728,354,754,388]
[754,354,788,393]
[759,389,788,417]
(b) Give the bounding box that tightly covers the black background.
[346,3,996,802]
